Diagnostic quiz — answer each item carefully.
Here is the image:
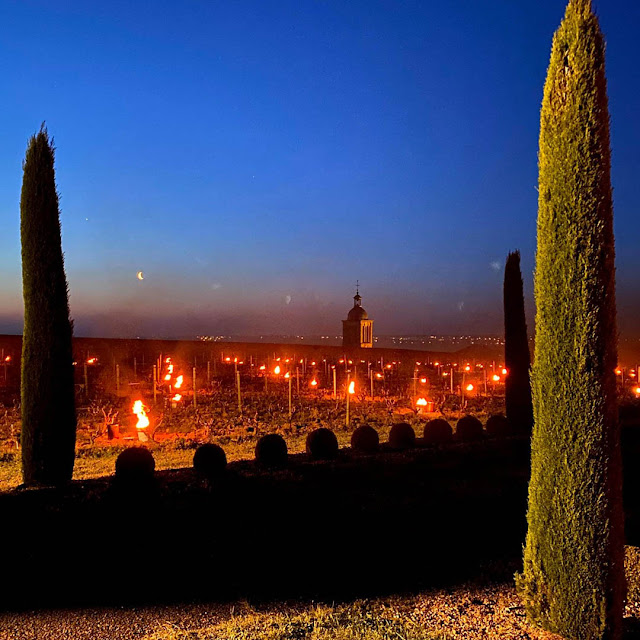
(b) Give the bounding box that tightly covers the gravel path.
[2,583,639,640]
[0,602,235,640]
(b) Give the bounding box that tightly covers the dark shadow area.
[0,428,638,613]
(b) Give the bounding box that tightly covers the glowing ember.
[348,381,355,395]
[635,387,640,396]
[174,375,184,389]
[4,356,11,363]
[616,368,622,375]
[420,377,427,384]
[86,357,97,364]
[311,361,316,366]
[416,398,428,407]
[172,394,182,402]
[501,368,508,375]
[225,357,231,362]
[492,374,501,382]
[466,384,474,392]
[434,361,439,366]
[464,365,471,372]
[165,357,171,364]
[132,400,150,430]
[164,374,171,381]
[376,373,383,379]
[167,364,174,374]
[310,378,318,387]
[284,372,291,379]
[259,365,266,371]
[274,365,281,375]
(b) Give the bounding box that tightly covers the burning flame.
[132,400,149,430]
[492,374,501,382]
[167,364,174,374]
[416,398,428,407]
[466,384,474,392]
[348,381,355,395]
[165,357,171,364]
[172,394,182,402]
[434,361,440,366]
[274,365,281,375]
[4,356,11,363]
[501,368,508,376]
[284,372,290,379]
[420,377,427,384]
[311,361,316,366]
[259,365,266,371]
[635,387,640,396]
[376,373,383,379]
[86,357,97,364]
[310,378,318,387]
[464,365,471,372]
[174,375,184,389]
[164,374,171,381]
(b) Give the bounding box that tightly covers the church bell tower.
[342,283,373,348]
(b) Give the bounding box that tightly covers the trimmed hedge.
[306,428,339,460]
[485,414,511,438]
[115,447,155,483]
[455,416,483,442]
[255,433,289,467]
[351,425,380,453]
[389,423,416,450]
[423,418,453,444]
[193,443,227,478]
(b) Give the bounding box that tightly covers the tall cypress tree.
[503,250,533,431]
[20,125,76,486]
[516,1,624,638]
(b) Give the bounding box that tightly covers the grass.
[0,414,421,491]
[143,599,444,640]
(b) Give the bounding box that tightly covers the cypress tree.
[20,125,76,486]
[503,250,533,432]
[516,1,624,638]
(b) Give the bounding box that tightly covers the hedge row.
[114,414,516,483]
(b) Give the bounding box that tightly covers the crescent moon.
[136,271,144,281]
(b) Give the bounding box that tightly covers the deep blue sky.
[1,0,638,338]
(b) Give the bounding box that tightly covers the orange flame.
[164,374,171,381]
[416,398,428,407]
[86,357,97,364]
[310,378,318,387]
[259,365,266,371]
[274,365,281,375]
[174,375,184,389]
[420,377,427,384]
[348,381,355,395]
[466,384,474,392]
[172,394,182,402]
[492,374,501,382]
[501,368,508,376]
[284,372,291,379]
[132,400,150,430]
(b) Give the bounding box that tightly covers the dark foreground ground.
[2,428,640,634]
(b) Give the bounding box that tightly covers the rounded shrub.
[455,415,484,441]
[485,414,511,437]
[351,425,380,453]
[423,418,453,444]
[255,433,288,467]
[306,428,339,460]
[389,422,416,450]
[193,443,227,478]
[115,447,155,483]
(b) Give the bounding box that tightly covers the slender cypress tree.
[503,250,533,431]
[516,1,624,638]
[20,125,76,486]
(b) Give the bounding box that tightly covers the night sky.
[1,0,638,338]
